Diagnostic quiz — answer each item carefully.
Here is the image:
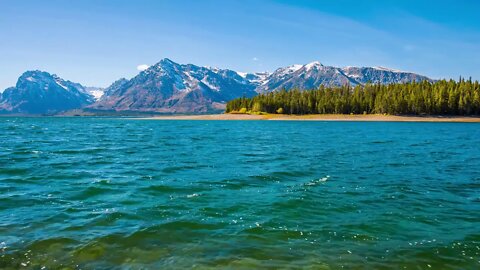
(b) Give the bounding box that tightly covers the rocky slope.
[89,59,259,113]
[0,71,95,114]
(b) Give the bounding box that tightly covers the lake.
[0,118,479,269]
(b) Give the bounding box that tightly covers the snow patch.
[247,72,269,85]
[89,90,104,100]
[183,71,195,82]
[201,77,219,91]
[205,66,220,73]
[347,73,361,78]
[305,61,322,71]
[275,64,302,77]
[237,72,248,78]
[373,66,407,73]
[55,81,69,90]
[288,64,303,72]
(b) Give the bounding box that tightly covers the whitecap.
[305,175,330,186]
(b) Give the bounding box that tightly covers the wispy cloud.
[137,64,149,71]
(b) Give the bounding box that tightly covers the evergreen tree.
[224,80,480,116]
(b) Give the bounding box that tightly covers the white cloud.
[252,57,259,61]
[137,64,150,71]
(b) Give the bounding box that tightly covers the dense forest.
[225,79,480,115]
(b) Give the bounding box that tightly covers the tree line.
[225,79,480,115]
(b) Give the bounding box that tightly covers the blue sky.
[0,0,479,90]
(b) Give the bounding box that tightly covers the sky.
[0,0,479,90]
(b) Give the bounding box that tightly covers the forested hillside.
[226,79,480,115]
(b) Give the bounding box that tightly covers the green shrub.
[252,102,262,112]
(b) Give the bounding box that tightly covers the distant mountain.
[1,60,433,114]
[341,66,432,85]
[0,70,95,114]
[256,62,433,93]
[89,58,258,113]
[256,62,350,93]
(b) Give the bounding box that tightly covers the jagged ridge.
[0,59,433,114]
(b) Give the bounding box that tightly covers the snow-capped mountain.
[256,62,432,93]
[0,70,95,114]
[341,66,431,85]
[257,62,350,93]
[90,58,258,113]
[1,59,433,114]
[92,59,431,113]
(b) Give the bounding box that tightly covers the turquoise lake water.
[0,117,479,269]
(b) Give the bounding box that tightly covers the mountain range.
[0,59,433,114]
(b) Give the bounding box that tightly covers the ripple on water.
[0,118,479,269]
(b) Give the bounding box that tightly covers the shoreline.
[138,113,480,122]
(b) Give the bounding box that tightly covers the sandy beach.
[140,113,480,122]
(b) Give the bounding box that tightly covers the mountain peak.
[1,71,94,114]
[289,64,304,71]
[17,70,60,87]
[274,64,302,77]
[158,58,178,67]
[22,70,48,75]
[304,61,323,70]
[160,57,175,63]
[20,70,51,80]
[146,58,181,74]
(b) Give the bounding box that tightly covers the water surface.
[0,118,479,269]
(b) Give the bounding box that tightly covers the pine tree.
[225,80,480,116]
